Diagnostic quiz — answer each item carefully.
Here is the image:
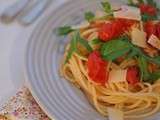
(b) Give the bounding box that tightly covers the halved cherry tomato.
[139,4,157,16]
[144,21,156,38]
[87,51,109,85]
[98,19,136,41]
[126,67,140,85]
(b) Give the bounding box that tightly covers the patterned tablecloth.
[0,86,51,120]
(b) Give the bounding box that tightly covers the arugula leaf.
[78,36,93,52]
[127,0,143,6]
[101,1,112,13]
[137,56,160,83]
[65,31,79,63]
[89,38,103,45]
[85,11,95,22]
[127,0,133,4]
[128,4,138,7]
[65,31,93,63]
[127,0,137,7]
[101,38,131,61]
[138,56,150,81]
[141,13,158,22]
[139,0,144,3]
[144,56,160,65]
[58,26,74,36]
[120,36,160,66]
[150,71,160,81]
[101,36,160,83]
[126,50,138,59]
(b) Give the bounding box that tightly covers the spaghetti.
[58,0,160,119]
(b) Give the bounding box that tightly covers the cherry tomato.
[87,51,109,85]
[144,21,156,38]
[126,67,140,85]
[139,4,157,16]
[98,19,135,41]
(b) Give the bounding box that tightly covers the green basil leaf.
[101,39,131,61]
[85,11,95,22]
[101,1,112,13]
[65,31,79,63]
[58,26,74,36]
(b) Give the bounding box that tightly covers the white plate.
[25,0,160,120]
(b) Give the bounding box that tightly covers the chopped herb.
[58,26,74,36]
[85,11,95,22]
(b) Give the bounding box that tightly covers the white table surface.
[0,0,65,108]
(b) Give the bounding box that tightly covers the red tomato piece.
[126,67,140,85]
[156,22,160,38]
[144,21,156,38]
[98,18,135,41]
[98,23,114,41]
[87,51,109,85]
[112,19,124,37]
[139,4,157,16]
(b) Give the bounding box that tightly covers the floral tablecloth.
[0,86,51,120]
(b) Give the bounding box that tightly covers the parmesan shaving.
[131,27,147,48]
[107,107,124,120]
[148,34,160,50]
[109,69,127,83]
[114,5,141,21]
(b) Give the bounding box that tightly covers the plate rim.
[24,1,71,120]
